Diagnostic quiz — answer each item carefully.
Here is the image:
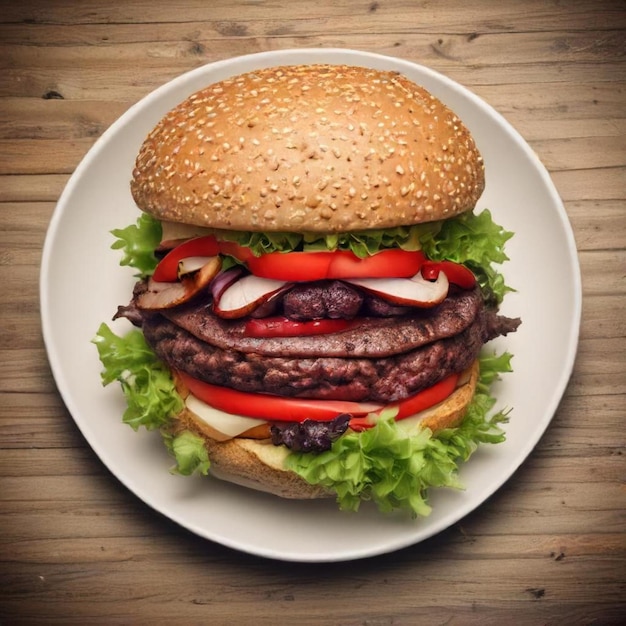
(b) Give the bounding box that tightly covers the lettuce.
[214,224,428,258]
[92,323,183,430]
[418,209,514,305]
[93,324,211,476]
[162,430,211,476]
[110,213,161,278]
[284,352,513,517]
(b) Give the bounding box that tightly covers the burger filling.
[95,209,520,514]
[109,211,519,436]
[118,284,518,403]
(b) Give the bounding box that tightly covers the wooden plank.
[0,174,69,202]
[1,529,623,564]
[0,138,96,175]
[2,384,622,454]
[1,320,622,399]
[0,349,58,394]
[579,250,626,296]
[3,27,624,65]
[568,201,626,252]
[0,99,130,141]
[1,398,622,459]
[552,167,625,201]
[2,0,625,31]
[531,135,625,171]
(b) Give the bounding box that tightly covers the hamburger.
[94,64,521,516]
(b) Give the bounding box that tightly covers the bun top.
[131,64,485,233]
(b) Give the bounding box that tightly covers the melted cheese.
[185,393,267,440]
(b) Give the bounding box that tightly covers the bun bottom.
[169,361,480,500]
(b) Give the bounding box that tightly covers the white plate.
[40,48,581,562]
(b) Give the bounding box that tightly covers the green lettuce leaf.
[213,224,428,258]
[284,351,513,517]
[92,323,183,430]
[162,430,211,476]
[417,209,514,305]
[110,213,162,278]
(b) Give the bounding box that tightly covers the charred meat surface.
[116,277,521,403]
[161,286,487,358]
[271,414,351,452]
[140,307,519,402]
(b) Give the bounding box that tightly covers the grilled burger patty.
[120,282,520,403]
[142,310,508,402]
[162,286,485,358]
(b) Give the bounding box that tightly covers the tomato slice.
[153,235,473,287]
[153,236,254,282]
[421,260,476,289]
[177,370,459,428]
[177,371,384,421]
[153,236,220,282]
[247,248,426,281]
[348,373,459,430]
[392,373,459,419]
[244,316,359,338]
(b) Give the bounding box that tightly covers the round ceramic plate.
[40,49,581,562]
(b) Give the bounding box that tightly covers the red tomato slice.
[153,235,473,288]
[153,236,220,282]
[247,248,426,281]
[153,236,255,282]
[178,370,459,428]
[217,240,255,265]
[421,260,476,289]
[244,316,359,338]
[348,373,460,430]
[177,371,384,421]
[393,372,459,419]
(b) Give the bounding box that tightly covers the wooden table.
[1,1,624,623]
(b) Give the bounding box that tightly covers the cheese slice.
[185,393,267,441]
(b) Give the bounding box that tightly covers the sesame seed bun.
[131,64,485,233]
[168,361,479,500]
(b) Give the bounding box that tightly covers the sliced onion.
[210,267,244,301]
[177,256,216,278]
[213,274,290,319]
[137,256,221,310]
[345,270,449,308]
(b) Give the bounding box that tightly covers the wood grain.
[1,0,624,624]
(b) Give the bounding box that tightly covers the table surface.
[1,1,624,624]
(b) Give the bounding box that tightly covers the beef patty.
[161,287,485,359]
[118,278,520,403]
[139,311,518,403]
